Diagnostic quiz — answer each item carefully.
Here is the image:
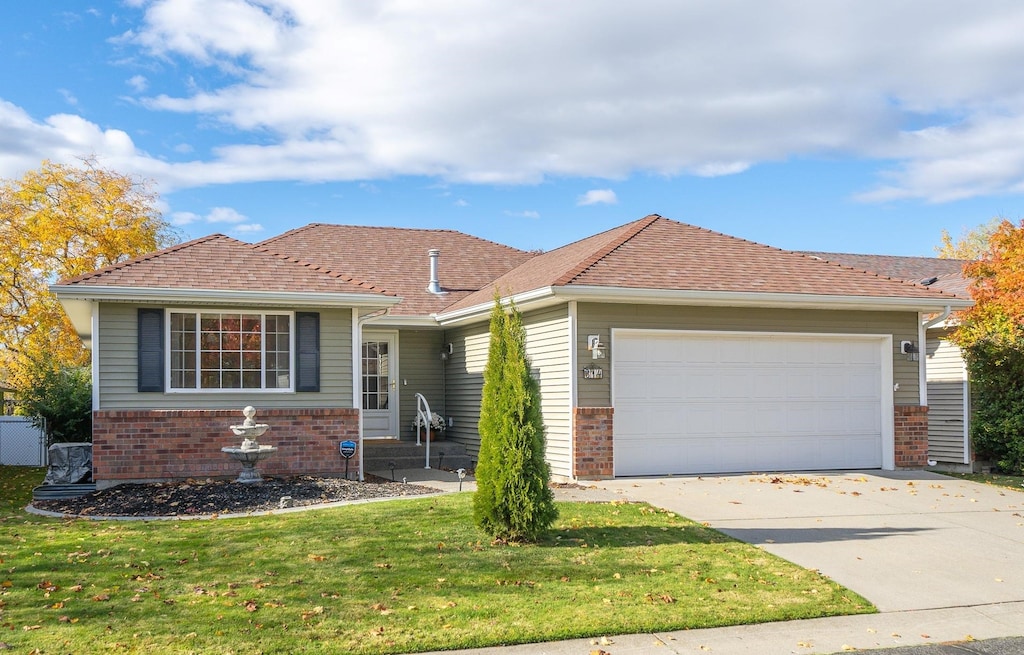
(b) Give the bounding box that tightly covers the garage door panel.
[613,332,885,476]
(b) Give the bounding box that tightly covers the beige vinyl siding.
[926,329,969,464]
[442,322,491,462]
[441,306,572,476]
[576,303,922,407]
[396,329,446,440]
[97,303,354,409]
[521,305,572,478]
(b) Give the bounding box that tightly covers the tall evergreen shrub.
[473,297,557,542]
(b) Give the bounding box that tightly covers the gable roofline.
[434,284,973,326]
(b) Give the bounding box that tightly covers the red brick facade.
[893,404,929,469]
[92,408,359,486]
[572,404,931,479]
[573,406,614,479]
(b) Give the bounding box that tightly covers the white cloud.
[170,211,201,225]
[58,89,78,107]
[167,207,257,233]
[206,206,247,223]
[127,75,148,92]
[6,2,1024,202]
[577,189,618,206]
[505,210,540,219]
[454,199,469,207]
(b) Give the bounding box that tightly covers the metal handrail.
[414,393,431,469]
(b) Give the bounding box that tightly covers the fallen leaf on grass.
[307,554,326,562]
[301,606,325,621]
[92,594,110,602]
[22,625,41,631]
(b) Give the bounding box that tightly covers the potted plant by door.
[412,411,447,441]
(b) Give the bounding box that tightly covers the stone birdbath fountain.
[222,406,277,483]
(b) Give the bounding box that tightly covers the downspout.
[918,305,952,411]
[923,305,953,330]
[355,308,388,481]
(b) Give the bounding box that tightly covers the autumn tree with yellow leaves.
[1,158,178,416]
[951,219,1024,473]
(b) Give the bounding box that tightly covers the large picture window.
[168,311,292,391]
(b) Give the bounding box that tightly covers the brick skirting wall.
[92,408,359,486]
[574,406,614,479]
[894,404,929,469]
[572,404,930,480]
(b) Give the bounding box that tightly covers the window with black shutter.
[137,308,164,392]
[295,312,320,392]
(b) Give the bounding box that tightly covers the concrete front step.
[362,440,475,473]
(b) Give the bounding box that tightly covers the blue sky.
[3,2,1024,255]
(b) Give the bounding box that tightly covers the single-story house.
[52,215,971,487]
[801,252,975,471]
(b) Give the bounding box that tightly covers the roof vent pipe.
[426,249,446,295]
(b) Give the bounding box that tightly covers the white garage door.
[613,331,887,476]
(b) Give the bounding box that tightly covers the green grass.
[944,471,1024,492]
[0,465,873,654]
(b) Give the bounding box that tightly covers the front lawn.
[944,471,1024,492]
[0,466,872,654]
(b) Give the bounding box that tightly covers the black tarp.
[43,442,93,484]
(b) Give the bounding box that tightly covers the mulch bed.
[31,475,440,518]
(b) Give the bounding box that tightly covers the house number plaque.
[582,366,604,380]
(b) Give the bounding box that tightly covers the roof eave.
[434,285,973,325]
[50,285,402,348]
[50,284,401,308]
[558,286,974,312]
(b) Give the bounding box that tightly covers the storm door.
[361,332,399,439]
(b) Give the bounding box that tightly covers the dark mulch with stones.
[32,475,441,518]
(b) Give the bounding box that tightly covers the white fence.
[0,416,47,466]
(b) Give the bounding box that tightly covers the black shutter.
[295,312,320,392]
[137,308,164,392]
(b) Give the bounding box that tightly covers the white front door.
[362,332,399,439]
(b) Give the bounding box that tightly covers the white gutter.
[51,285,401,350]
[435,286,972,326]
[50,284,401,308]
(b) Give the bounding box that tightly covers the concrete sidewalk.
[421,603,1024,654]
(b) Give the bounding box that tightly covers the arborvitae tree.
[473,297,557,542]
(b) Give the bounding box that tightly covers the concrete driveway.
[596,470,1024,612]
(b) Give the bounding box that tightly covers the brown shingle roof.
[57,216,966,318]
[444,215,963,313]
[800,251,970,284]
[258,224,534,315]
[58,234,392,297]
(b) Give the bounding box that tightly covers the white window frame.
[164,308,296,393]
